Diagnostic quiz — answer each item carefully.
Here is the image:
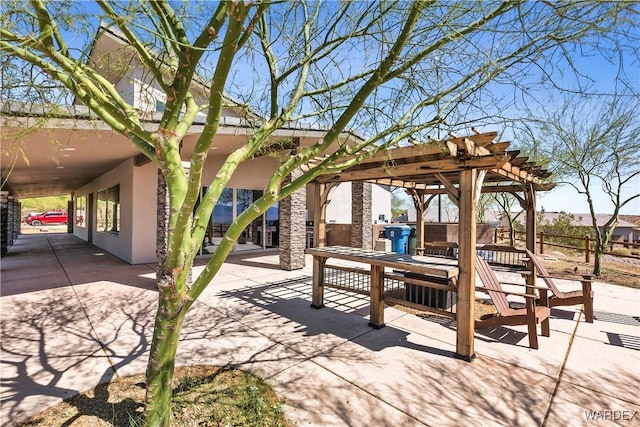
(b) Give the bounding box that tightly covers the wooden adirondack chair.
[524,249,594,323]
[475,255,551,349]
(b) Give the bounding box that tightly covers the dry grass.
[536,249,640,289]
[17,366,289,427]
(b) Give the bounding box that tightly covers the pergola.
[306,130,554,360]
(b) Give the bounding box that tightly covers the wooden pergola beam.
[316,154,510,184]
[494,163,546,184]
[485,141,510,153]
[400,182,554,195]
[449,131,498,148]
[434,172,459,206]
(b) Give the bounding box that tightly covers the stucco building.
[1,24,390,265]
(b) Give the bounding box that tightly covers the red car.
[26,211,68,226]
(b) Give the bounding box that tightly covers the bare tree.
[390,187,409,220]
[491,193,521,246]
[1,1,636,424]
[524,93,640,275]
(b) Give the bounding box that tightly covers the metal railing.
[323,263,457,319]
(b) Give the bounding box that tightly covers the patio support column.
[525,185,537,254]
[408,189,425,253]
[456,169,477,361]
[312,183,326,247]
[67,199,74,233]
[16,201,21,241]
[351,181,372,249]
[524,185,538,292]
[11,199,21,243]
[0,191,9,257]
[280,167,307,270]
[7,196,15,247]
[313,183,338,248]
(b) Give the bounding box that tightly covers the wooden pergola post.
[407,189,425,254]
[312,182,338,248]
[525,184,537,255]
[312,183,326,248]
[522,185,545,332]
[456,169,477,361]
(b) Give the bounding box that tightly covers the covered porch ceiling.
[0,105,329,200]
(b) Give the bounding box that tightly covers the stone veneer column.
[67,200,74,233]
[351,181,372,249]
[7,196,15,246]
[8,197,22,246]
[279,168,307,270]
[13,199,22,244]
[1,191,9,257]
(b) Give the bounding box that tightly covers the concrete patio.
[1,233,639,426]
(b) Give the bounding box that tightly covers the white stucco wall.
[74,158,135,263]
[73,196,90,242]
[372,184,392,224]
[130,162,159,263]
[73,159,159,264]
[125,62,243,118]
[201,155,281,190]
[325,183,391,224]
[114,72,135,106]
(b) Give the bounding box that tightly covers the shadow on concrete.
[0,287,153,425]
[0,234,156,297]
[1,275,374,426]
[419,314,528,346]
[220,276,457,360]
[194,248,283,271]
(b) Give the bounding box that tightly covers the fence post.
[539,231,544,254]
[585,235,591,263]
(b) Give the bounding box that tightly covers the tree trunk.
[506,215,516,246]
[593,251,602,276]
[593,236,608,277]
[144,169,186,426]
[144,273,188,426]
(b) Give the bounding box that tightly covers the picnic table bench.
[305,246,460,328]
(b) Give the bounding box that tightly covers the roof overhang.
[1,103,337,199]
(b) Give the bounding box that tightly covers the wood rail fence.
[495,228,640,263]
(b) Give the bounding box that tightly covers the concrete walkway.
[1,234,639,426]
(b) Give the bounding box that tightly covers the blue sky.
[528,45,639,216]
[9,2,638,215]
[537,181,639,216]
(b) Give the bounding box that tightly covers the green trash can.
[408,225,417,255]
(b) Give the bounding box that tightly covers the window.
[76,195,86,228]
[155,100,165,112]
[207,188,279,250]
[212,188,233,238]
[97,184,120,234]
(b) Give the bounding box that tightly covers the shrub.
[610,247,631,256]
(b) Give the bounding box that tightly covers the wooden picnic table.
[305,246,460,328]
